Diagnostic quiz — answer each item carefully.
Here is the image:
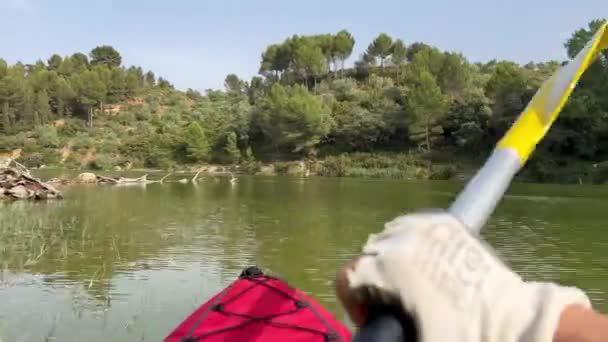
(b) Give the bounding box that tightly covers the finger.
[335,257,369,327]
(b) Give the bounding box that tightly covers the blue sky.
[0,0,605,91]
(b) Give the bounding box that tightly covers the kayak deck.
[165,266,352,342]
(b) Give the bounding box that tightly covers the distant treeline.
[0,19,607,182]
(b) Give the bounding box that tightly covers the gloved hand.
[337,211,592,342]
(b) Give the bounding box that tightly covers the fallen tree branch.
[96,175,120,185]
[116,174,148,183]
[192,167,204,183]
[159,172,173,184]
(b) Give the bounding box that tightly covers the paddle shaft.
[449,148,522,233]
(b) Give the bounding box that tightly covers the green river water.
[1,174,608,341]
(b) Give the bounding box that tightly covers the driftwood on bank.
[0,162,241,201]
[72,167,217,186]
[159,172,173,184]
[0,164,63,200]
[192,167,204,183]
[72,173,154,185]
[45,167,239,187]
[96,174,150,185]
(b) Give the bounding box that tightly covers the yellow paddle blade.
[498,20,608,163]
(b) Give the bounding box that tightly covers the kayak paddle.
[354,20,608,342]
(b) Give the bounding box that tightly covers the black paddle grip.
[353,305,418,342]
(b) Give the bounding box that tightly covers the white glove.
[346,211,592,342]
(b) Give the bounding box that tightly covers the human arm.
[555,305,608,342]
[335,211,595,342]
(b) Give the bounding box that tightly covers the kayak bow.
[165,266,353,342]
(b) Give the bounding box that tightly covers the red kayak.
[165,266,353,342]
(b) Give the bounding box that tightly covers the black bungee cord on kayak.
[180,266,345,342]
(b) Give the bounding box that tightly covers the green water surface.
[1,175,608,341]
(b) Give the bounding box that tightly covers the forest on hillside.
[0,19,607,182]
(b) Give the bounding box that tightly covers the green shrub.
[244,147,254,161]
[21,151,60,168]
[144,148,174,169]
[316,153,437,179]
[216,131,241,164]
[106,121,125,134]
[87,154,115,171]
[590,162,608,184]
[429,164,457,180]
[57,119,84,137]
[63,154,82,169]
[0,134,26,150]
[21,152,43,167]
[524,157,559,183]
[163,92,183,106]
[98,132,120,154]
[36,126,61,148]
[156,157,176,170]
[318,155,350,177]
[240,160,262,174]
[149,101,161,114]
[163,108,183,123]
[343,166,415,179]
[21,141,42,154]
[117,111,136,124]
[273,161,292,174]
[40,149,61,166]
[72,132,94,152]
[135,108,152,121]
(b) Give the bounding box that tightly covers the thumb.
[335,257,370,327]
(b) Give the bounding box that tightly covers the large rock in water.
[77,172,97,183]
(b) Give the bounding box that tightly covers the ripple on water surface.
[2,177,608,341]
